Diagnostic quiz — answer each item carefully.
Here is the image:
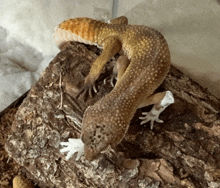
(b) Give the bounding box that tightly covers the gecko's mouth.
[84,145,100,161]
[84,142,110,161]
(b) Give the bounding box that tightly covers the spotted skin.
[54,16,171,161]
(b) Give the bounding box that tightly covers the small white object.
[139,91,174,129]
[60,138,84,160]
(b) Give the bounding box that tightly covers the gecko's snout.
[84,144,101,161]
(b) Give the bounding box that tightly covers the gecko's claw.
[93,85,98,93]
[103,73,117,87]
[76,85,96,99]
[76,75,98,99]
[76,86,89,99]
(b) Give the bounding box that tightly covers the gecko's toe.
[110,76,116,87]
[75,87,85,99]
[76,84,96,99]
[76,73,99,99]
[93,85,97,93]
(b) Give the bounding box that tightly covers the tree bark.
[5,42,220,188]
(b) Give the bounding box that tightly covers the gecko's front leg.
[76,37,122,99]
[76,73,99,98]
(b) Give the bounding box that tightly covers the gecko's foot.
[60,138,84,160]
[103,73,117,87]
[76,83,97,99]
[76,74,99,99]
[139,91,174,129]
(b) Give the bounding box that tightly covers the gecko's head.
[81,123,112,161]
[80,106,113,161]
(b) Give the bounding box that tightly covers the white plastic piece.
[60,138,84,160]
[139,91,174,129]
[160,91,174,108]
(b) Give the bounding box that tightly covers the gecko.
[54,16,174,161]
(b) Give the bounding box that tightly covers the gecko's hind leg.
[114,55,130,87]
[139,91,174,129]
[104,55,130,87]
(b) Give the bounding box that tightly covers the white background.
[0,0,220,112]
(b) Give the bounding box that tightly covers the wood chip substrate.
[4,42,220,188]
